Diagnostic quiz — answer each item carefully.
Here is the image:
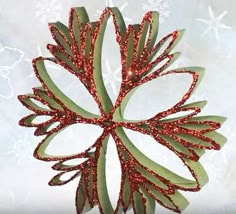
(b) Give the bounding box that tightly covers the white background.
[0,0,235,213]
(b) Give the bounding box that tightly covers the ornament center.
[98,117,118,130]
[102,119,115,128]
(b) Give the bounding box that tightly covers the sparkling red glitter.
[18,7,225,214]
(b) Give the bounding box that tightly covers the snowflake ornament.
[18,7,227,214]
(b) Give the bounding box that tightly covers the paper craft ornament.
[18,7,227,214]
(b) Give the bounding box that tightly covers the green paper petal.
[97,135,114,213]
[33,58,99,119]
[49,22,73,56]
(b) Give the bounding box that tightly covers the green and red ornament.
[18,7,227,214]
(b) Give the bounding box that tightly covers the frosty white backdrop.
[0,0,235,213]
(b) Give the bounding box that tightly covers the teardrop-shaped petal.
[18,94,51,113]
[140,188,156,214]
[33,87,63,111]
[136,11,159,59]
[121,176,131,210]
[75,176,92,213]
[40,59,101,115]
[69,7,90,52]
[122,72,194,121]
[143,184,188,212]
[47,44,82,75]
[52,158,89,171]
[19,114,54,127]
[34,121,61,136]
[34,124,104,161]
[32,57,99,119]
[123,128,195,186]
[147,29,185,63]
[92,8,125,114]
[49,170,80,186]
[81,23,93,60]
[146,52,181,76]
[96,134,114,213]
[48,22,73,56]
[179,115,226,133]
[173,131,226,150]
[149,67,205,119]
[105,138,122,210]
[133,191,146,213]
[123,25,136,70]
[158,100,207,122]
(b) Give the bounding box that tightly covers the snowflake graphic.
[103,60,121,95]
[0,43,24,99]
[8,134,36,164]
[196,5,232,42]
[143,0,172,23]
[18,7,226,214]
[35,0,63,23]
